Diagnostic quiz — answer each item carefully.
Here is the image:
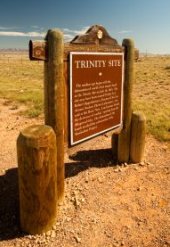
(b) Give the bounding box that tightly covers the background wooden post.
[130,112,146,163]
[117,39,134,163]
[17,125,57,235]
[44,30,65,204]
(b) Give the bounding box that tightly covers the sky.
[0,0,170,54]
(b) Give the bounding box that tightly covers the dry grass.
[0,52,169,141]
[133,56,170,142]
[0,52,44,117]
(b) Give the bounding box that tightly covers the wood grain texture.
[117,128,131,163]
[130,112,146,163]
[17,125,57,234]
[71,25,120,46]
[122,38,134,131]
[117,39,134,163]
[44,30,65,204]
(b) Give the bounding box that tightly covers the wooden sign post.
[44,30,65,204]
[117,39,134,163]
[28,25,146,208]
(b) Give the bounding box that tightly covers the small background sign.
[70,52,124,145]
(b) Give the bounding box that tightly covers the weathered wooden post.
[44,30,65,204]
[130,112,146,163]
[17,125,57,234]
[117,39,134,163]
[111,39,146,163]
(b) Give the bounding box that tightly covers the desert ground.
[0,52,169,247]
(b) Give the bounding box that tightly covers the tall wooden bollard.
[44,30,65,204]
[130,112,146,163]
[117,39,134,163]
[17,125,57,235]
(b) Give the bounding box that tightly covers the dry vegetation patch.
[0,52,44,117]
[0,52,169,141]
[133,56,170,142]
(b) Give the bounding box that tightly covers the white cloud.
[0,26,89,41]
[0,31,45,37]
[63,26,89,35]
[31,25,39,29]
[26,32,46,37]
[63,33,75,41]
[74,26,90,35]
[0,26,18,30]
[62,26,89,42]
[118,30,133,34]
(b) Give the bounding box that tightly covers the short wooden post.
[130,112,146,163]
[117,39,134,163]
[17,125,57,235]
[44,30,65,204]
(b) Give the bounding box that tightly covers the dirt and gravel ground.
[0,99,170,247]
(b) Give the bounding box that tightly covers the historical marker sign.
[70,52,124,145]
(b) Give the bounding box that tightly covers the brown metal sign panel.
[70,52,124,145]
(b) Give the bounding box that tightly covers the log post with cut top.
[130,112,146,163]
[17,125,57,234]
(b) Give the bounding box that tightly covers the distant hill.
[0,48,28,53]
[140,52,170,57]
